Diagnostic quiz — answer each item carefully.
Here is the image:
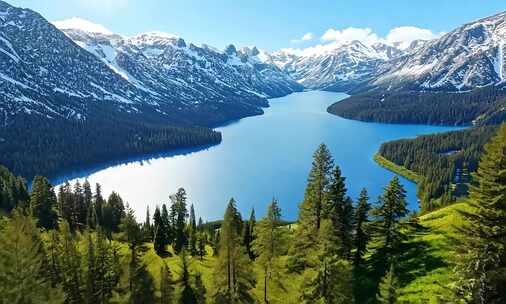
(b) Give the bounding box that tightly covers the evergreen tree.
[85,233,98,304]
[373,176,408,255]
[160,263,174,304]
[94,227,121,303]
[83,180,93,224]
[153,206,165,255]
[143,206,152,240]
[188,204,198,255]
[178,251,197,304]
[300,218,355,304]
[30,176,58,229]
[161,204,172,246]
[103,192,125,233]
[377,263,398,304]
[455,123,506,304]
[289,144,334,271]
[194,272,207,304]
[325,165,354,259]
[252,199,286,303]
[242,208,256,260]
[94,183,104,226]
[121,207,156,304]
[170,188,188,254]
[354,188,371,266]
[0,209,64,303]
[58,220,84,303]
[197,232,206,260]
[213,198,255,303]
[73,181,87,230]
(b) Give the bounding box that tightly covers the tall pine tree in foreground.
[30,176,58,229]
[0,209,64,303]
[373,176,408,257]
[456,123,506,304]
[160,263,174,304]
[252,199,286,303]
[354,188,371,266]
[213,199,255,303]
[377,263,398,304]
[289,144,334,271]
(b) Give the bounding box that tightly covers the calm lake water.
[54,91,461,221]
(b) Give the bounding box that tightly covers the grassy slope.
[69,203,467,303]
[397,202,469,303]
[373,154,423,183]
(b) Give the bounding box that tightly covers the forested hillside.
[328,86,506,126]
[376,126,497,212]
[0,116,222,179]
[1,124,504,303]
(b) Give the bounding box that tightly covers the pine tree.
[188,204,198,255]
[58,220,84,304]
[122,207,156,304]
[197,233,206,260]
[213,198,255,303]
[252,199,286,303]
[325,165,354,259]
[194,272,207,304]
[354,188,371,266]
[30,176,58,229]
[300,218,355,304]
[94,183,104,226]
[85,233,98,304]
[94,227,121,303]
[455,123,506,304]
[160,263,174,304]
[103,192,125,233]
[153,206,165,255]
[178,251,197,304]
[377,263,398,304]
[171,188,188,254]
[0,209,64,303]
[161,204,172,246]
[242,208,256,260]
[373,176,408,255]
[143,206,152,240]
[289,144,334,271]
[73,181,86,230]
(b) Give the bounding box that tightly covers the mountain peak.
[52,17,113,35]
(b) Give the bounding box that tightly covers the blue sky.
[5,0,506,51]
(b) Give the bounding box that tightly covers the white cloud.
[52,17,113,34]
[385,26,443,48]
[291,32,314,43]
[318,25,443,49]
[321,27,380,45]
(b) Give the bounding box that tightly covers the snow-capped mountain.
[271,41,405,91]
[58,24,302,117]
[0,1,301,128]
[369,11,506,91]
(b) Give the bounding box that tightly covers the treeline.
[0,117,221,180]
[377,126,497,212]
[1,127,506,303]
[327,86,506,126]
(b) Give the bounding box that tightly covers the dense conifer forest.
[0,116,221,180]
[328,86,506,126]
[376,126,498,212]
[0,123,505,303]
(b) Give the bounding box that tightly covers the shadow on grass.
[354,222,448,303]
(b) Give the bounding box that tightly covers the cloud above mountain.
[320,25,443,48]
[291,32,314,43]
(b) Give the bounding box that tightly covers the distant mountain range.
[0,1,302,128]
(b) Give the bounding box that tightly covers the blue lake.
[54,91,461,221]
